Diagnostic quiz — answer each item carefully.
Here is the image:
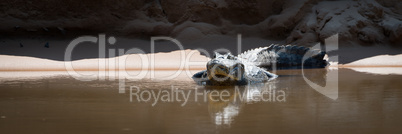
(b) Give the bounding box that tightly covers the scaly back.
[238,44,328,70]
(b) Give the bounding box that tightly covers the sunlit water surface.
[0,68,402,134]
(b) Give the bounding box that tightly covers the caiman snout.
[207,60,245,82]
[207,62,230,78]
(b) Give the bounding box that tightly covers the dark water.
[0,68,402,134]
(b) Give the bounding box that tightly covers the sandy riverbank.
[0,49,209,71]
[1,35,401,78]
[1,48,401,72]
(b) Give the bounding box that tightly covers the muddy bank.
[1,0,401,46]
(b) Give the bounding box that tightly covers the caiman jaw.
[207,62,244,82]
[207,63,229,79]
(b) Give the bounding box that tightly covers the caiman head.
[206,53,246,85]
[192,52,277,86]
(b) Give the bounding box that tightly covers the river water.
[0,68,401,134]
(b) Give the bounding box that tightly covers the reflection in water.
[204,82,281,126]
[207,89,241,126]
[301,68,328,87]
[206,86,243,126]
[1,68,402,133]
[203,68,328,126]
[350,67,402,75]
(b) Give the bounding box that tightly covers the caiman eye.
[213,52,220,59]
[227,54,235,60]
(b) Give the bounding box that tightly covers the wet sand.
[1,68,401,134]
